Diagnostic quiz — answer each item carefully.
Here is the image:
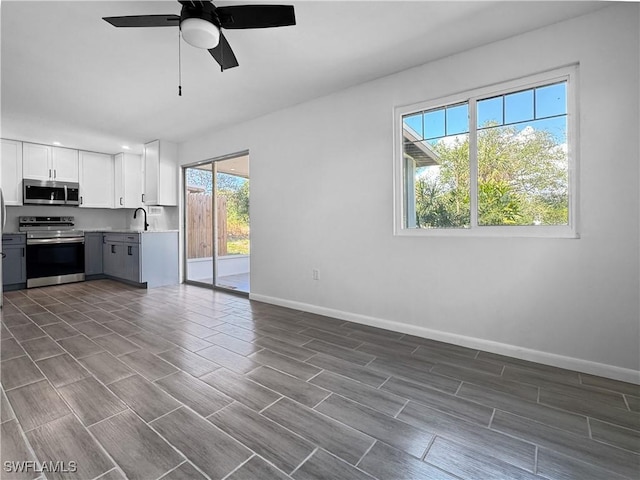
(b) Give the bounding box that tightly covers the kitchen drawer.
[2,234,26,245]
[122,233,140,244]
[103,233,140,244]
[103,233,124,244]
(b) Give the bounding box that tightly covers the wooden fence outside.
[186,193,228,258]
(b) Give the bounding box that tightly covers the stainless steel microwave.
[23,179,80,206]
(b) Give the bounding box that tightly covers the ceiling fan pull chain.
[178,27,182,96]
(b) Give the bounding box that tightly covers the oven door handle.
[27,237,85,245]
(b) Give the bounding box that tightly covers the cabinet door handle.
[22,247,25,257]
[111,245,116,254]
[120,197,123,206]
[54,169,57,179]
[80,196,83,205]
[141,193,145,203]
[4,238,13,242]
[128,246,132,255]
[49,169,52,179]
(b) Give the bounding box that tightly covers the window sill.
[394,225,579,239]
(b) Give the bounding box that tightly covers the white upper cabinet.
[52,147,79,182]
[1,139,23,205]
[22,143,51,180]
[143,140,177,206]
[114,152,143,209]
[79,151,114,208]
[22,143,79,182]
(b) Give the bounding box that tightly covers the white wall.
[125,206,179,232]
[179,5,640,381]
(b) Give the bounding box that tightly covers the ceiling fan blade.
[216,5,295,29]
[178,0,211,7]
[208,33,239,71]
[103,15,180,28]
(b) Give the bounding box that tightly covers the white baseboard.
[249,293,640,385]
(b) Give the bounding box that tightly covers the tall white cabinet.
[79,151,114,208]
[143,140,177,206]
[1,139,23,205]
[22,143,78,182]
[114,153,143,209]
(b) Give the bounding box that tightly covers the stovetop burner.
[19,216,76,231]
[19,216,84,238]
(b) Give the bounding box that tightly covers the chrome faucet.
[133,207,149,231]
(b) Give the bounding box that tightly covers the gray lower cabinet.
[85,232,104,276]
[103,233,141,283]
[102,240,121,278]
[2,234,26,289]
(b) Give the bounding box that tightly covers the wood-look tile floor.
[1,280,638,480]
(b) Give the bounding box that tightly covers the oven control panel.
[19,216,75,223]
[19,216,76,232]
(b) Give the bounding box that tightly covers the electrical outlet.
[312,269,320,280]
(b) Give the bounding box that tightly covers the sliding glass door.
[184,153,250,293]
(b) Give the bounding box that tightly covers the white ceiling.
[1,1,606,155]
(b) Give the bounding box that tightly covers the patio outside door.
[184,153,250,293]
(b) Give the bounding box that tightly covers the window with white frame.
[395,66,577,237]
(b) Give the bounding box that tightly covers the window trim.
[393,65,579,238]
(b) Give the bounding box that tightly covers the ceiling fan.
[103,0,296,72]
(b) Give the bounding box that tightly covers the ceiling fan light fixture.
[180,17,220,49]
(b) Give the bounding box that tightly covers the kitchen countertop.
[2,229,178,234]
[81,229,179,233]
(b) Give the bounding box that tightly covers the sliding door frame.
[182,149,250,296]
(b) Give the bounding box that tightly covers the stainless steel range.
[19,216,85,288]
